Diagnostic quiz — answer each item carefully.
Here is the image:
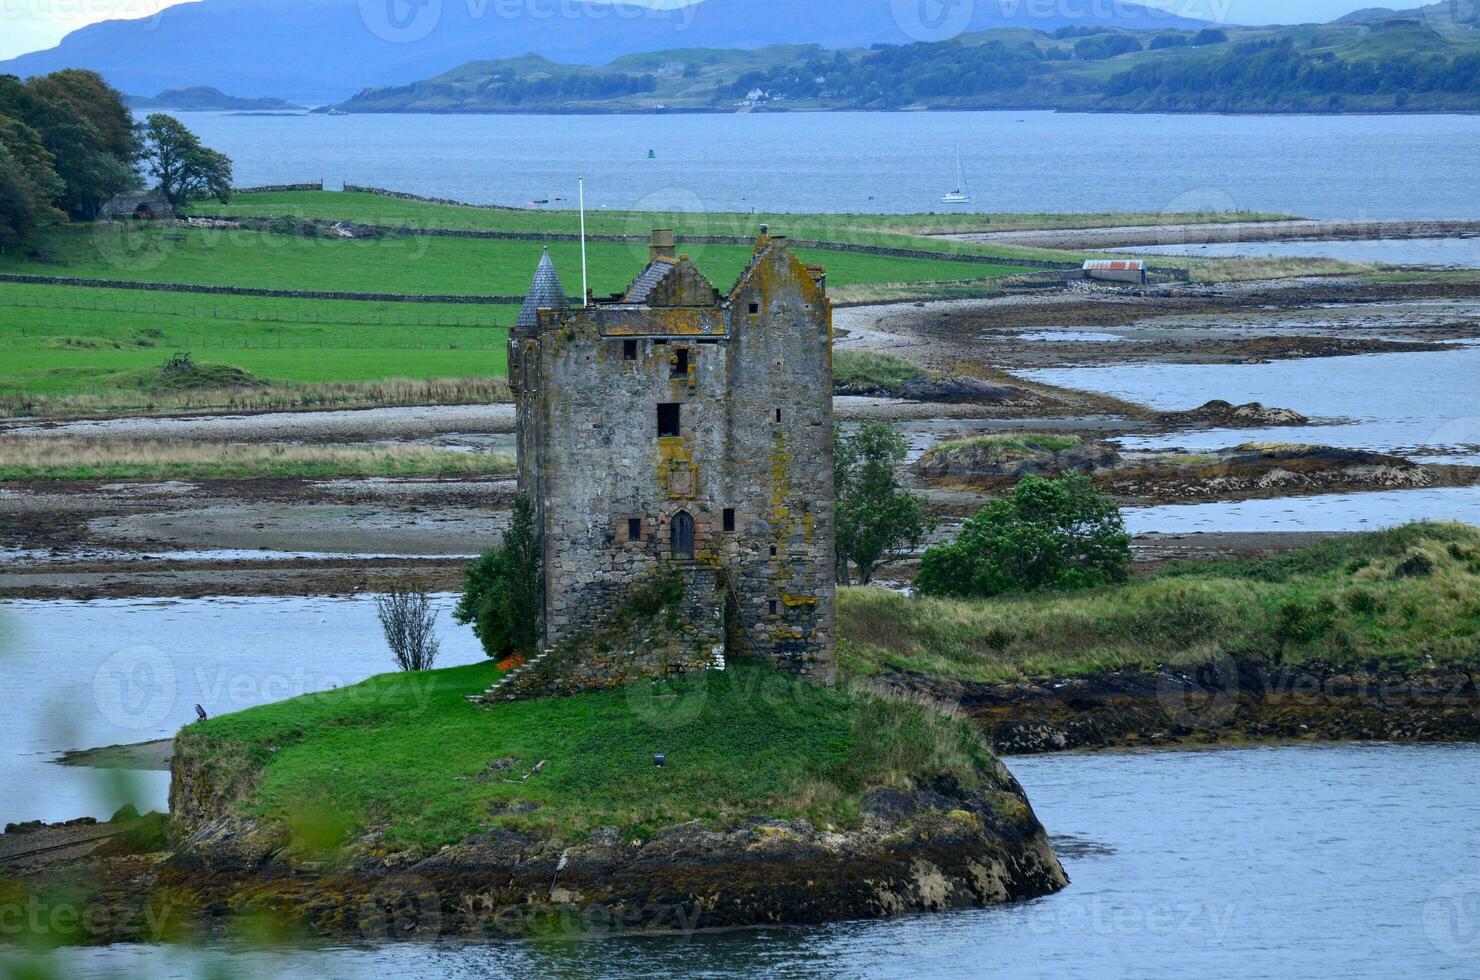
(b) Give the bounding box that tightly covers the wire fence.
[0,290,512,331]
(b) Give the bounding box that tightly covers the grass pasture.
[1,224,1023,297]
[0,283,511,412]
[193,189,1290,255]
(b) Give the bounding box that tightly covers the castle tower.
[499,230,835,696]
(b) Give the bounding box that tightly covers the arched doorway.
[671,511,694,559]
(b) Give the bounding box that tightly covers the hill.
[125,86,305,111]
[0,0,1203,105]
[329,19,1480,114]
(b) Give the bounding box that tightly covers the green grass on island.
[840,522,1480,683]
[179,524,1480,856]
[178,660,997,853]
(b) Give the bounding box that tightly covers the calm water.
[1123,237,1480,268]
[0,595,485,827]
[175,111,1480,219]
[1024,346,1480,464]
[10,743,1479,978]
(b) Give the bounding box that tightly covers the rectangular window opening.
[769,545,778,557]
[627,518,642,541]
[768,600,779,616]
[723,508,736,533]
[672,348,689,376]
[657,403,681,438]
[623,339,637,360]
[774,408,782,423]
[748,303,760,315]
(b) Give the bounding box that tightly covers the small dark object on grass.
[654,753,666,768]
[195,704,208,722]
[376,588,441,672]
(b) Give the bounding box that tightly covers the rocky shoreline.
[882,661,1480,755]
[0,764,1067,945]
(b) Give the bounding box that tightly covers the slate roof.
[101,192,174,217]
[516,247,568,329]
[622,258,676,304]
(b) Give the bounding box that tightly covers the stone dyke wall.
[233,182,324,194]
[341,185,522,210]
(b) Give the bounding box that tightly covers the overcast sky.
[0,1,1406,62]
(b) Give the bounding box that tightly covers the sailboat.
[941,144,972,205]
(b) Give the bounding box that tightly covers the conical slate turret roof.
[516,247,568,329]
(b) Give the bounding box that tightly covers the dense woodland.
[717,27,1480,111]
[1103,37,1480,110]
[0,70,232,249]
[0,70,136,248]
[346,69,658,111]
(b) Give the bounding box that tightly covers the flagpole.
[578,177,589,307]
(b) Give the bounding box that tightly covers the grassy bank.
[0,282,511,404]
[840,523,1480,683]
[1,225,1021,297]
[832,350,924,392]
[192,189,1281,254]
[0,437,514,481]
[179,660,995,852]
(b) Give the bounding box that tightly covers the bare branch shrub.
[376,588,441,672]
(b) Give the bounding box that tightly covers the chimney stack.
[649,229,677,263]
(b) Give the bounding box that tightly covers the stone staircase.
[466,649,554,705]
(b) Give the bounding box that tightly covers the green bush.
[914,474,1130,598]
[454,494,542,657]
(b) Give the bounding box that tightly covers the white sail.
[941,144,971,204]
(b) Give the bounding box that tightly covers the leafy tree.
[915,474,1130,599]
[834,422,932,586]
[0,120,63,249]
[140,114,232,208]
[454,495,543,657]
[0,144,40,252]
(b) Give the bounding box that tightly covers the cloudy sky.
[0,1,1409,62]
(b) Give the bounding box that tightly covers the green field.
[0,190,1237,413]
[194,189,1285,257]
[0,284,511,401]
[1,223,1023,296]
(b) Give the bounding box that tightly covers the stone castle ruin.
[474,229,836,701]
